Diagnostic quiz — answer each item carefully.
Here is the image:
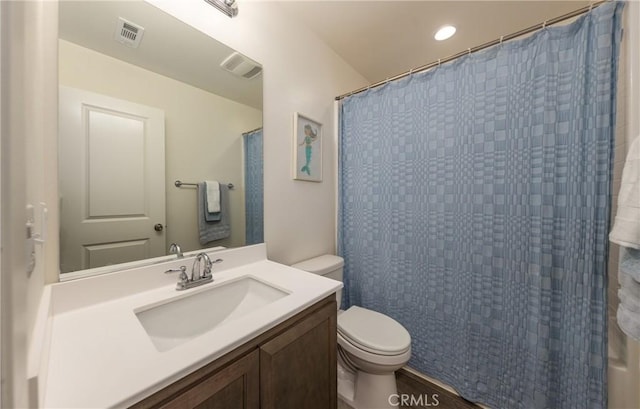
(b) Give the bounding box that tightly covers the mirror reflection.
[58,0,263,275]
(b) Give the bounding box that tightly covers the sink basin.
[135,276,289,352]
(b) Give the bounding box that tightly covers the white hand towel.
[617,304,640,342]
[610,136,640,249]
[205,180,221,214]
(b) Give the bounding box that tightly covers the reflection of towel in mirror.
[205,180,221,213]
[198,183,230,244]
[205,209,222,222]
[204,180,222,221]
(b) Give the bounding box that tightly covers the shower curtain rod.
[335,0,608,101]
[242,127,263,135]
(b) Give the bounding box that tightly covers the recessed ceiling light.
[434,25,456,41]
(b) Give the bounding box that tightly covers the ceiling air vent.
[220,52,262,80]
[114,17,145,48]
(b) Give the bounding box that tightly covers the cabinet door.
[161,349,259,409]
[260,300,337,409]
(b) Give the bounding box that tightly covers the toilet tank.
[291,255,344,309]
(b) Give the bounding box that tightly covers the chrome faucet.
[167,252,222,291]
[169,243,183,259]
[191,252,212,281]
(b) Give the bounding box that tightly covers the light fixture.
[434,25,456,41]
[204,0,238,18]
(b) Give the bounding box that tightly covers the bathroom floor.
[337,370,480,409]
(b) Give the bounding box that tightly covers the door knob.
[154,223,164,232]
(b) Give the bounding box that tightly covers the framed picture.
[293,112,322,182]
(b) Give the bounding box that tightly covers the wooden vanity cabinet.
[160,350,259,409]
[131,296,337,409]
[260,298,337,409]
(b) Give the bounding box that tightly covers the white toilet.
[292,255,411,409]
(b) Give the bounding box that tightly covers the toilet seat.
[337,306,411,356]
[338,332,412,367]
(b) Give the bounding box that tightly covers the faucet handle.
[175,268,190,290]
[165,265,187,274]
[202,259,223,278]
[178,269,190,285]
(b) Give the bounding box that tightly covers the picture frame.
[293,112,323,182]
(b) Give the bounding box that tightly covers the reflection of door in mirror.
[59,87,166,273]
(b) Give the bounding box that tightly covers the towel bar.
[175,180,234,190]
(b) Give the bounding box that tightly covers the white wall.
[1,1,365,405]
[146,0,368,265]
[626,1,640,148]
[608,2,629,365]
[609,2,640,409]
[1,1,58,407]
[58,39,262,272]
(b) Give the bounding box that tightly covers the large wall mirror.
[58,0,263,278]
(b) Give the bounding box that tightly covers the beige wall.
[58,39,262,267]
[146,0,368,265]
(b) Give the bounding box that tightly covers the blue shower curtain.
[244,128,263,245]
[339,3,622,408]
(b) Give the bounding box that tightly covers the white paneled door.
[59,86,166,273]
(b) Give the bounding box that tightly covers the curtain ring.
[500,35,504,45]
[542,20,547,29]
[467,48,471,55]
[589,2,594,11]
[438,59,441,67]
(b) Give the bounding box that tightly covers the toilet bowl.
[337,306,411,408]
[291,255,412,409]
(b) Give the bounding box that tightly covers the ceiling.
[59,1,592,102]
[277,1,591,83]
[59,0,263,109]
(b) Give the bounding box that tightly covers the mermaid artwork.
[299,124,318,176]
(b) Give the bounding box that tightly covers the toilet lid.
[337,306,411,355]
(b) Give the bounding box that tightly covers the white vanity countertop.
[42,244,341,408]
